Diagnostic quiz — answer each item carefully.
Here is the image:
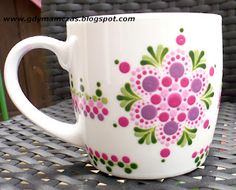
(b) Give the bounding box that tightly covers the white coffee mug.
[5,13,222,179]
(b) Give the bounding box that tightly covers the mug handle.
[4,36,84,146]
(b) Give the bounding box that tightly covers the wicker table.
[0,100,235,190]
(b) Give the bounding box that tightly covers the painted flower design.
[116,28,215,161]
[85,145,138,174]
[192,145,210,167]
[70,77,109,121]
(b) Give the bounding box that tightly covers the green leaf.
[201,84,214,110]
[197,51,204,64]
[185,127,197,133]
[185,133,193,145]
[134,127,151,133]
[134,126,157,145]
[140,55,157,67]
[140,44,169,67]
[177,127,197,147]
[125,83,138,96]
[125,101,136,112]
[160,47,169,63]
[138,133,149,144]
[117,83,141,112]
[189,51,195,64]
[189,50,206,71]
[177,132,185,146]
[147,46,157,60]
[151,130,157,144]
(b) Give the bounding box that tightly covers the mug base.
[93,165,199,179]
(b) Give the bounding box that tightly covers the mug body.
[68,13,222,179]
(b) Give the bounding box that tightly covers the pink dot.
[88,100,94,107]
[86,105,90,113]
[102,108,109,115]
[192,152,197,158]
[162,76,172,87]
[102,153,108,160]
[118,117,129,127]
[119,62,130,73]
[170,63,184,79]
[180,77,189,87]
[160,148,170,158]
[111,155,118,162]
[95,151,100,158]
[122,156,130,163]
[203,119,209,129]
[176,34,186,45]
[93,107,98,114]
[159,112,169,122]
[137,74,141,79]
[98,114,104,121]
[210,67,214,76]
[178,113,186,122]
[168,93,182,108]
[151,94,161,105]
[89,148,93,155]
[187,95,196,105]
[97,101,103,108]
[200,148,204,154]
[90,112,95,119]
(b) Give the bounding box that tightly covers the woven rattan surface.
[0,100,235,190]
[41,0,236,102]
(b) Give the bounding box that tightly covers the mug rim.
[66,12,222,25]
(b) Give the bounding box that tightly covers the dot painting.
[85,145,138,174]
[116,28,215,161]
[70,76,109,121]
[192,145,210,167]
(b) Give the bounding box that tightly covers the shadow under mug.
[4,13,222,179]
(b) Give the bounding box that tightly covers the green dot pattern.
[130,163,138,169]
[96,89,102,97]
[100,158,105,165]
[108,160,114,166]
[124,168,132,174]
[114,59,119,64]
[106,166,112,172]
[118,162,124,168]
[97,82,101,87]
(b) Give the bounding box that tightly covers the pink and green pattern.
[85,146,138,174]
[192,145,210,167]
[70,76,109,121]
[116,28,215,161]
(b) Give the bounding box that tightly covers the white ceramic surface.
[4,13,222,179]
